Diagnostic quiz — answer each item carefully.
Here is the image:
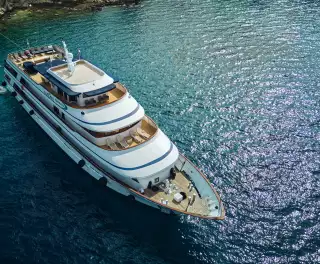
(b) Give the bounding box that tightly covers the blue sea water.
[0,0,320,263]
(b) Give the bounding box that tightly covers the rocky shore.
[0,0,139,18]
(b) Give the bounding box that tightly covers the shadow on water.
[4,96,206,264]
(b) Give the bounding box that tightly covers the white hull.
[4,53,225,220]
[5,81,200,217]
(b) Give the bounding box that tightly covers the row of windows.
[4,74,11,83]
[56,86,77,103]
[53,106,65,120]
[20,77,32,90]
[4,62,17,78]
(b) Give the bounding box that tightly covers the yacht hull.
[6,81,225,219]
[5,64,224,220]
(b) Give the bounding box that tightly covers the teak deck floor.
[101,119,158,150]
[144,171,209,216]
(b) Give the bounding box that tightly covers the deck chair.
[13,53,22,62]
[106,138,119,150]
[137,127,151,139]
[29,48,35,55]
[130,129,144,143]
[24,50,32,58]
[102,94,109,100]
[117,135,129,148]
[18,52,28,60]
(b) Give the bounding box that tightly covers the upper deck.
[51,60,104,85]
[7,45,126,109]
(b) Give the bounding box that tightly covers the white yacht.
[2,42,225,220]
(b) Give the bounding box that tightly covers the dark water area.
[0,0,320,263]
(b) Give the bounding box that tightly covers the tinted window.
[4,62,17,78]
[69,95,77,102]
[20,77,31,90]
[4,74,11,83]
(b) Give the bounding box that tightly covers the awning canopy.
[83,83,116,97]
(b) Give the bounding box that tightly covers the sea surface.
[0,0,319,263]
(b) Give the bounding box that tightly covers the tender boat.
[0,82,7,94]
[3,42,225,220]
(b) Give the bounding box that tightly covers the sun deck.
[8,46,126,109]
[51,60,104,85]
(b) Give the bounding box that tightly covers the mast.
[62,41,75,74]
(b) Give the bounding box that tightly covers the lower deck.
[144,171,209,216]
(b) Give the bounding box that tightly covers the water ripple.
[1,0,320,263]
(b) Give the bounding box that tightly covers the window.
[4,74,11,83]
[63,92,68,100]
[53,106,59,115]
[57,88,63,96]
[69,95,77,102]
[62,113,65,120]
[13,83,24,95]
[20,77,31,90]
[4,62,17,78]
[154,177,159,183]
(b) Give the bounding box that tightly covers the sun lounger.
[106,138,119,150]
[29,48,35,55]
[130,129,144,143]
[18,52,28,59]
[102,94,109,100]
[137,127,151,139]
[117,135,129,148]
[13,53,21,62]
[24,50,32,58]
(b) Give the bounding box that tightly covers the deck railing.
[176,154,223,216]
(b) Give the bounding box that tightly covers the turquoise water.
[1,0,320,263]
